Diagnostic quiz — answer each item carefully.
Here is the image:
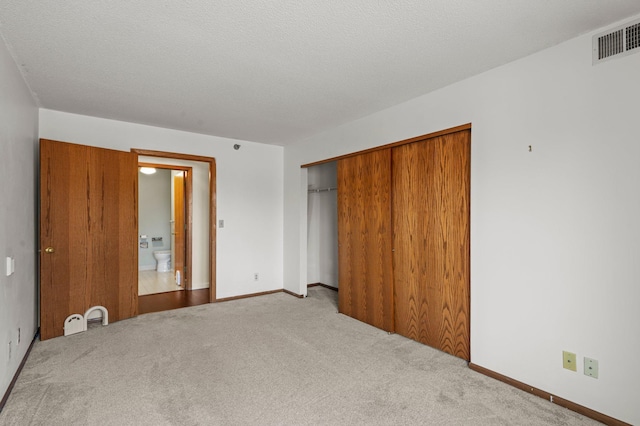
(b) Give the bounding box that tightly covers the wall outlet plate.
[563,351,577,371]
[584,357,599,378]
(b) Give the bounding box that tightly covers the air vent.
[627,22,640,51]
[593,18,640,65]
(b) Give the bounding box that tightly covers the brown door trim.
[133,149,217,303]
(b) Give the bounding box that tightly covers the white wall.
[39,109,284,300]
[0,37,39,398]
[306,162,338,287]
[283,15,640,424]
[138,168,172,269]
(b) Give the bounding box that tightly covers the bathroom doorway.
[133,149,216,315]
[137,162,192,296]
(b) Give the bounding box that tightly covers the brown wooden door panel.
[337,149,394,332]
[40,139,137,340]
[40,141,86,336]
[392,130,470,360]
[174,172,185,288]
[111,148,138,319]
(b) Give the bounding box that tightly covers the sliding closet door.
[337,149,394,332]
[392,130,470,360]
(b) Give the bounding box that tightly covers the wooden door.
[40,139,138,340]
[173,172,186,288]
[392,130,470,360]
[337,149,394,332]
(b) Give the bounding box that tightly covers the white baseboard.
[138,265,156,271]
[191,282,210,290]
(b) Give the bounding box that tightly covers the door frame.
[133,149,217,303]
[138,162,193,290]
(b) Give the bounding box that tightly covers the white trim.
[138,265,156,271]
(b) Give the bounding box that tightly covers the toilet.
[153,250,171,272]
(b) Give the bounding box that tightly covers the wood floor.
[138,289,210,315]
[138,270,183,295]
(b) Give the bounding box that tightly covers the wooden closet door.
[392,130,470,360]
[40,139,138,340]
[337,149,394,332]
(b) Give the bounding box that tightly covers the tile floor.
[138,270,183,296]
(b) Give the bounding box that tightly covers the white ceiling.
[1,1,640,145]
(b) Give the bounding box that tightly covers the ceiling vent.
[593,18,640,65]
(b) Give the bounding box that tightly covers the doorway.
[133,149,217,315]
[306,161,339,292]
[137,162,191,296]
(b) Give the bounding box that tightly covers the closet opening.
[306,161,339,305]
[301,123,471,361]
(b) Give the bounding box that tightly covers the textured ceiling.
[1,1,640,145]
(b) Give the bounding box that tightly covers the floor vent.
[593,18,640,64]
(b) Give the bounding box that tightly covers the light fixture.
[139,167,156,175]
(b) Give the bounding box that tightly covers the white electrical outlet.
[584,357,599,378]
[17,328,21,344]
[8,341,11,359]
[254,273,259,281]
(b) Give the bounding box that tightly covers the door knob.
[45,247,55,253]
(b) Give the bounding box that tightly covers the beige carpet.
[0,287,598,425]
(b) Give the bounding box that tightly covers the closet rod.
[307,187,337,193]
